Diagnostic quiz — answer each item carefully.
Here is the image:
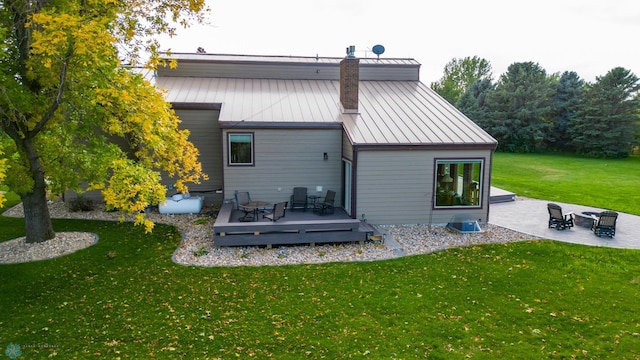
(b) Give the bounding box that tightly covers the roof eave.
[352,143,498,151]
[219,121,343,130]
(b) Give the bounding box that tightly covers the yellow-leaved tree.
[0,149,6,207]
[0,0,209,242]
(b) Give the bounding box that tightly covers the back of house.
[148,49,498,225]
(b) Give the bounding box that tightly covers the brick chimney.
[340,46,359,113]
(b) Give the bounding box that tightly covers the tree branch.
[29,46,73,137]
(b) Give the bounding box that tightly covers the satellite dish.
[372,44,385,59]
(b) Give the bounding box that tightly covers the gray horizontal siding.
[223,129,343,207]
[356,151,433,225]
[157,53,420,81]
[173,109,223,204]
[159,62,419,81]
[159,62,340,80]
[356,149,492,225]
[359,65,419,81]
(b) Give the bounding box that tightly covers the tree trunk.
[21,138,55,244]
[22,188,55,243]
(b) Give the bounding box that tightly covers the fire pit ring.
[574,211,600,228]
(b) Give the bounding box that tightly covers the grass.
[0,185,20,211]
[1,155,639,358]
[492,153,640,215]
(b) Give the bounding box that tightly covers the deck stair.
[489,186,516,203]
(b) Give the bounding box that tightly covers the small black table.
[239,201,270,222]
[307,195,320,210]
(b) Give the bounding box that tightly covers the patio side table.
[249,201,271,221]
[307,195,320,211]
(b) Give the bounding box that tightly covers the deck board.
[213,204,375,247]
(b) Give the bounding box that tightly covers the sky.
[158,0,640,84]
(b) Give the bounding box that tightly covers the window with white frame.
[435,159,482,207]
[228,133,254,165]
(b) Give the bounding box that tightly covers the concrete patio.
[489,194,640,250]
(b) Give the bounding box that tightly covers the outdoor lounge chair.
[592,211,618,238]
[290,187,308,211]
[263,201,288,222]
[234,191,253,221]
[547,203,574,230]
[313,190,336,215]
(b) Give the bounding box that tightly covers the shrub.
[68,195,94,212]
[193,247,209,257]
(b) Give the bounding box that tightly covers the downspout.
[429,179,435,225]
[351,148,358,219]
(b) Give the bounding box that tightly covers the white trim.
[343,160,352,213]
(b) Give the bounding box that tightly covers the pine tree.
[570,67,640,158]
[485,62,555,152]
[550,71,584,151]
[456,78,495,131]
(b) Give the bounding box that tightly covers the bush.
[68,195,94,212]
[193,247,209,257]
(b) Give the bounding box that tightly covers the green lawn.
[0,185,20,211]
[1,154,639,359]
[492,153,640,215]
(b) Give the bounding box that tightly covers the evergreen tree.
[570,67,640,158]
[550,71,584,151]
[485,62,555,152]
[456,78,495,131]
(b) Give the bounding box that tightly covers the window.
[228,133,254,165]
[435,159,482,207]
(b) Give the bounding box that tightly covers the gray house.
[154,50,497,226]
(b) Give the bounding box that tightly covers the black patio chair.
[263,201,288,222]
[234,190,253,221]
[314,190,336,215]
[547,203,574,230]
[290,187,308,211]
[592,211,618,238]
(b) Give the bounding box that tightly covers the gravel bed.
[0,232,98,264]
[380,224,539,256]
[2,199,541,266]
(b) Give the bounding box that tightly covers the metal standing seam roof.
[156,75,496,147]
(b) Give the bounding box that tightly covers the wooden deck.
[213,203,379,247]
